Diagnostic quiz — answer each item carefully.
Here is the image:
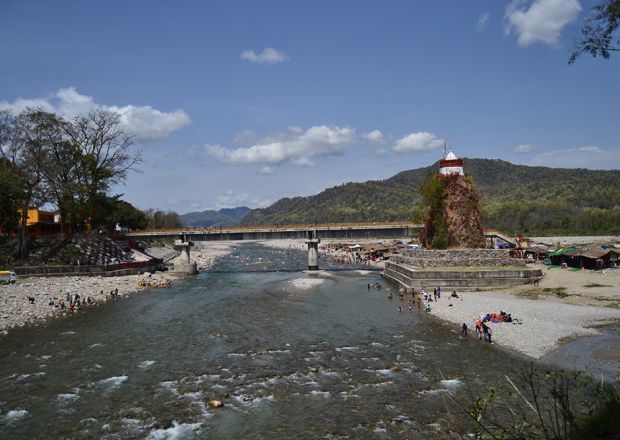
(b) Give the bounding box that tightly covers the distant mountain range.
[180,206,252,227]
[240,158,620,236]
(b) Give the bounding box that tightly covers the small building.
[19,208,61,236]
[439,151,464,176]
[564,246,619,270]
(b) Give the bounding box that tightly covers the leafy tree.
[0,157,25,233]
[570,0,620,63]
[64,109,142,230]
[1,110,51,257]
[144,208,182,229]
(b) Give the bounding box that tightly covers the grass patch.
[519,288,541,299]
[583,283,613,288]
[542,287,569,298]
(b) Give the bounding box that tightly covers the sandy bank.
[426,290,620,359]
[512,264,620,308]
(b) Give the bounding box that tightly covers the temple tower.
[439,150,464,176]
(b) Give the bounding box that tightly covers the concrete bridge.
[126,222,420,242]
[127,222,419,272]
[126,222,516,272]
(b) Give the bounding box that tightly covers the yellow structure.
[14,208,60,235]
[23,208,55,225]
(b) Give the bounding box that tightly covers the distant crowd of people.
[368,282,521,346]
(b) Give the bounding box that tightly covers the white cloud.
[363,129,385,144]
[393,131,443,154]
[514,143,535,153]
[216,190,272,209]
[0,87,191,143]
[258,166,275,175]
[476,12,490,31]
[240,47,289,64]
[531,146,619,169]
[504,0,581,47]
[206,125,355,166]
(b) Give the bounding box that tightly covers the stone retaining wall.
[396,249,525,268]
[383,261,542,290]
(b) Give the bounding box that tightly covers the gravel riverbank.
[426,290,620,359]
[0,242,236,333]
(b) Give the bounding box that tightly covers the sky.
[1,0,619,214]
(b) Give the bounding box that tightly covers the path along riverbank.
[0,242,236,333]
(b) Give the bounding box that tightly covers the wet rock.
[389,364,401,372]
[208,399,224,408]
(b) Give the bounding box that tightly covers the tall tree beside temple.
[419,151,486,249]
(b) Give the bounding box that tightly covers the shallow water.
[0,243,525,439]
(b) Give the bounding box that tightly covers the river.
[0,243,526,439]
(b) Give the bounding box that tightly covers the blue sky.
[1,0,619,214]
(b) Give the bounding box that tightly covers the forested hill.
[241,158,620,235]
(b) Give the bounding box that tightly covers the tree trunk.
[18,196,30,259]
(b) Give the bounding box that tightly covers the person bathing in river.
[461,323,468,336]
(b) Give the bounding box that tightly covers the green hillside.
[241,158,620,235]
[180,206,251,227]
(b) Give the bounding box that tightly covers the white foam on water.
[320,370,342,378]
[233,394,274,406]
[159,381,179,394]
[369,342,385,348]
[57,393,80,404]
[335,346,359,352]
[97,375,128,389]
[60,331,76,336]
[266,349,290,355]
[356,270,372,275]
[417,389,448,396]
[89,343,104,349]
[372,381,395,388]
[138,360,156,369]
[440,379,462,388]
[392,334,404,339]
[39,355,52,360]
[146,421,203,440]
[227,353,246,358]
[290,278,325,289]
[363,368,393,376]
[309,390,331,398]
[210,384,227,391]
[180,391,203,400]
[3,409,28,423]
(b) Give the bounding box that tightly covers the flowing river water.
[0,243,529,439]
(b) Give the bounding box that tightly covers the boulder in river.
[208,399,224,408]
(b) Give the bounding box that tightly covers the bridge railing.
[128,221,421,235]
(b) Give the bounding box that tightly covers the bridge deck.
[126,222,421,241]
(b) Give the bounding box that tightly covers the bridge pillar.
[173,238,198,274]
[305,230,320,271]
